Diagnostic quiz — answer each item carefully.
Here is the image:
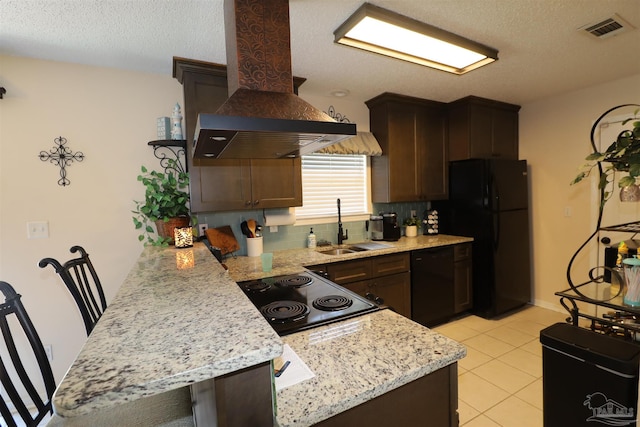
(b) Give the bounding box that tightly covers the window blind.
[296,154,368,219]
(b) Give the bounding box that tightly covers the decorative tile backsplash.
[197,201,430,257]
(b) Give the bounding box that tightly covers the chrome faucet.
[337,198,348,245]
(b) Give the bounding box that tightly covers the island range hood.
[194,0,356,159]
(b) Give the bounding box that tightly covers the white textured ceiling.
[1,0,639,105]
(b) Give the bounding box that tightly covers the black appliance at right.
[540,323,639,427]
[446,158,531,318]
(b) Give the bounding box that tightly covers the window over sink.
[296,153,370,223]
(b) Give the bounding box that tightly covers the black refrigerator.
[445,158,531,318]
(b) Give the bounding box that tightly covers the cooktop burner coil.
[260,300,310,323]
[275,275,313,288]
[313,295,354,311]
[242,281,271,293]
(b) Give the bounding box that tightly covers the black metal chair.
[0,281,56,427]
[38,246,107,336]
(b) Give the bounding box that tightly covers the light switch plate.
[27,221,49,239]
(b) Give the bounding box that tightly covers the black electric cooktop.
[237,270,380,336]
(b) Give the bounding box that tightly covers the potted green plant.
[572,105,640,210]
[132,162,191,246]
[403,216,420,237]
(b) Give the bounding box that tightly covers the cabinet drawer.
[454,243,472,261]
[372,253,410,277]
[326,259,372,285]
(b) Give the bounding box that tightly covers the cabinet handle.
[253,200,260,206]
[245,201,252,206]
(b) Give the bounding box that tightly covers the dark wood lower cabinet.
[315,363,458,427]
[454,243,473,314]
[342,273,411,318]
[323,254,411,318]
[190,362,274,427]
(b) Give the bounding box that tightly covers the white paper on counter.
[275,344,315,391]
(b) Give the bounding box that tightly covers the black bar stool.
[0,281,55,427]
[39,246,107,336]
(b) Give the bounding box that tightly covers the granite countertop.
[51,244,282,418]
[276,309,466,427]
[51,234,470,423]
[224,234,473,282]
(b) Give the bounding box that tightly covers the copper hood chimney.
[194,0,356,159]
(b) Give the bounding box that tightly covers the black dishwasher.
[411,246,454,327]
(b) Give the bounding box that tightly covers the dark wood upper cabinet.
[447,96,521,161]
[366,93,448,203]
[173,57,303,212]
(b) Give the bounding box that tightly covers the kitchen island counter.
[50,244,282,419]
[276,309,465,427]
[49,236,467,426]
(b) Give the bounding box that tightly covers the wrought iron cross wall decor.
[39,136,84,186]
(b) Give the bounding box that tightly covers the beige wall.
[0,55,184,381]
[519,73,640,312]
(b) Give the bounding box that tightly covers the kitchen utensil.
[247,219,256,238]
[241,221,251,238]
[205,226,240,255]
[247,237,263,257]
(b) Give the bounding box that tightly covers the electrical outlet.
[27,221,49,239]
[199,224,208,236]
[44,345,53,362]
[410,210,416,217]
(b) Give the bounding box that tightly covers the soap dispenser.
[307,228,317,249]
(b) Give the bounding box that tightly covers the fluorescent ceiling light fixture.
[334,3,498,75]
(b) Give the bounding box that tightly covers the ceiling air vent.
[579,13,635,39]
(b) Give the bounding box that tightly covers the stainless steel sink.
[318,248,357,255]
[318,246,367,256]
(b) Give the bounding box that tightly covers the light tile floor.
[433,304,568,427]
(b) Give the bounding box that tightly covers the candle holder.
[174,227,193,248]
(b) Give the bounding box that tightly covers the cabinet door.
[373,272,411,318]
[368,94,447,203]
[195,159,253,211]
[491,108,519,159]
[250,159,302,208]
[454,258,473,314]
[467,104,494,158]
[181,70,233,213]
[421,108,448,199]
[448,97,520,161]
[387,104,422,202]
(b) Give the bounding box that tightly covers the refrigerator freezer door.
[449,159,528,212]
[490,159,528,211]
[493,209,531,315]
[466,209,531,318]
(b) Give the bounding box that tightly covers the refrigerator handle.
[491,172,500,250]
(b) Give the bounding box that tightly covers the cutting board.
[205,226,240,255]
